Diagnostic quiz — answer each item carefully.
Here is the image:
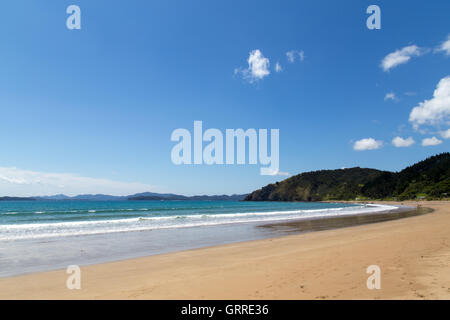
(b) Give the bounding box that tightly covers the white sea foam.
[0,204,398,241]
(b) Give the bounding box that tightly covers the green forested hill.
[245,153,450,201]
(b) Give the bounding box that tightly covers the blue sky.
[0,0,449,196]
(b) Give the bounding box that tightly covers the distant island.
[0,192,247,202]
[0,197,37,202]
[245,153,450,202]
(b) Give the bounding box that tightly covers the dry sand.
[0,200,449,300]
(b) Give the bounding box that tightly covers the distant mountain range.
[0,192,247,202]
[245,153,450,201]
[127,192,247,201]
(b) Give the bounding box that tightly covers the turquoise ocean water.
[0,200,392,241]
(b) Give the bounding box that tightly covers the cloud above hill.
[421,137,443,146]
[409,76,450,128]
[353,138,383,151]
[392,136,415,147]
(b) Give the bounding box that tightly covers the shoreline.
[0,200,449,299]
[259,204,432,234]
[0,202,399,278]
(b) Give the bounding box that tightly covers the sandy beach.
[0,200,449,300]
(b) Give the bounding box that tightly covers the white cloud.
[384,92,396,101]
[421,136,443,146]
[353,138,383,151]
[275,62,283,72]
[392,136,415,147]
[409,76,450,128]
[298,50,305,61]
[0,167,156,197]
[235,49,270,83]
[440,128,450,139]
[286,51,295,63]
[436,34,450,55]
[248,49,270,79]
[264,169,290,177]
[381,45,422,72]
[286,50,305,63]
